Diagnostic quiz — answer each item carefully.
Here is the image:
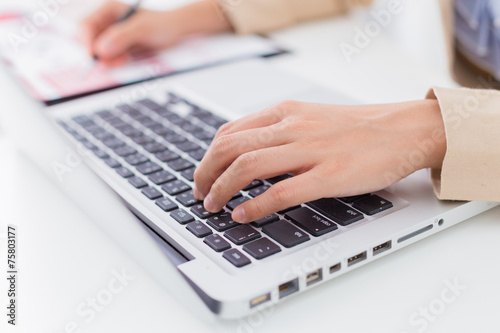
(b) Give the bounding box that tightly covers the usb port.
[250,293,271,308]
[329,263,341,274]
[347,251,367,267]
[306,269,323,287]
[279,278,299,299]
[373,241,392,256]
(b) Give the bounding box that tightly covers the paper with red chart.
[0,11,282,103]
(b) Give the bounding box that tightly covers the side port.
[279,278,299,299]
[250,293,271,308]
[372,240,392,256]
[306,269,323,287]
[329,263,341,274]
[347,251,367,267]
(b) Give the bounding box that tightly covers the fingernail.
[204,194,216,212]
[193,186,205,200]
[232,207,245,223]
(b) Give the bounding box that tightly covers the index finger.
[80,1,128,55]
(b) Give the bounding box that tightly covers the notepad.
[0,11,283,104]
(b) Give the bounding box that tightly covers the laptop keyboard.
[58,92,395,269]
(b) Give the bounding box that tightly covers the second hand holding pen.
[83,0,143,78]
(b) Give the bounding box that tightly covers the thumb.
[94,18,142,60]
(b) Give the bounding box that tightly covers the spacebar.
[306,198,363,226]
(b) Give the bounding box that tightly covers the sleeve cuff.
[426,86,500,202]
[218,0,371,35]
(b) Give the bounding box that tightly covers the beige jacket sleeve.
[218,0,372,34]
[426,87,500,202]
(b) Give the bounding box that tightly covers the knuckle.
[277,100,300,114]
[283,118,309,133]
[269,182,292,206]
[211,135,233,158]
[234,152,258,171]
[216,122,232,137]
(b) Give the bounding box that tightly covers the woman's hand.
[80,0,232,66]
[193,99,446,223]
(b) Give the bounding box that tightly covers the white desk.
[1,1,499,332]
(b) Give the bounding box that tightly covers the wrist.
[400,100,447,170]
[172,0,233,38]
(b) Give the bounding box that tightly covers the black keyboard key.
[93,149,109,159]
[186,221,213,238]
[251,214,279,227]
[190,203,221,219]
[95,110,114,119]
[249,185,270,197]
[188,149,206,161]
[338,194,370,203]
[143,119,163,130]
[181,122,202,133]
[192,130,214,141]
[176,141,200,152]
[285,207,338,236]
[143,142,167,153]
[114,145,137,157]
[175,190,200,207]
[104,158,121,168]
[307,198,363,226]
[152,125,174,136]
[266,174,293,184]
[164,133,186,144]
[262,220,310,248]
[141,186,162,200]
[223,249,251,268]
[103,138,125,148]
[72,115,92,124]
[207,212,238,231]
[243,180,263,191]
[155,150,180,162]
[148,170,176,185]
[277,205,301,214]
[224,225,261,245]
[121,127,142,138]
[93,131,114,141]
[181,167,196,181]
[170,209,195,224]
[231,192,243,200]
[204,234,231,252]
[125,153,149,165]
[168,158,194,171]
[136,161,162,175]
[243,238,281,260]
[200,115,226,129]
[82,141,97,150]
[155,197,178,212]
[116,167,134,178]
[132,135,154,145]
[352,195,393,215]
[128,176,148,188]
[226,196,250,210]
[138,98,163,111]
[161,180,191,195]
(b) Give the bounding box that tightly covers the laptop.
[2,57,498,319]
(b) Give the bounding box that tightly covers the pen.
[94,0,143,60]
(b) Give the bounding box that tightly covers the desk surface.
[1,1,499,333]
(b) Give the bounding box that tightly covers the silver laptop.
[2,57,498,319]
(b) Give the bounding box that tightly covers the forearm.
[173,0,233,37]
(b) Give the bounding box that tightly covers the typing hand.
[80,0,232,66]
[193,100,446,223]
